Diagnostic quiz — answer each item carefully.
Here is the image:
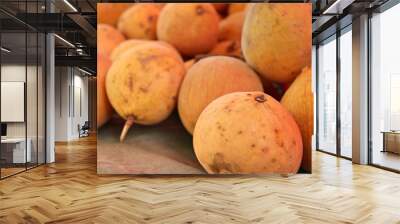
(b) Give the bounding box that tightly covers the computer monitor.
[1,123,7,137]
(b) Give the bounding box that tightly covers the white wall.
[54,67,89,141]
[55,66,70,141]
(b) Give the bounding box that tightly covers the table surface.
[381,131,400,134]
[97,113,206,175]
[1,138,27,143]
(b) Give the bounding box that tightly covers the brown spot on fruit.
[147,15,155,22]
[196,5,205,15]
[237,130,243,135]
[127,76,133,91]
[144,28,151,36]
[261,147,268,153]
[208,153,234,173]
[251,144,256,148]
[255,94,267,103]
[271,158,277,163]
[139,86,148,93]
[122,96,129,104]
[139,55,159,65]
[226,41,237,53]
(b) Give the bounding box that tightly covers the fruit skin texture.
[97,54,113,128]
[213,3,228,13]
[193,92,303,174]
[117,4,161,40]
[110,39,179,62]
[97,24,125,56]
[106,44,185,140]
[110,39,151,61]
[157,3,219,57]
[178,56,263,134]
[218,12,245,41]
[97,3,134,27]
[228,3,247,15]
[184,59,195,71]
[281,67,313,172]
[242,4,311,83]
[209,40,242,58]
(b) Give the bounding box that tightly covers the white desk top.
[1,138,28,143]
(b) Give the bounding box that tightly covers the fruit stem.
[120,117,134,142]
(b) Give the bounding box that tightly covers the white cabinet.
[1,138,32,163]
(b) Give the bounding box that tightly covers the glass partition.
[370,3,400,171]
[339,27,352,158]
[0,1,46,179]
[0,30,28,177]
[317,35,337,154]
[27,30,38,169]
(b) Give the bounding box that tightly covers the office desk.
[381,131,400,154]
[1,138,31,163]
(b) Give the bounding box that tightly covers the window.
[317,35,337,154]
[370,3,400,171]
[339,27,352,158]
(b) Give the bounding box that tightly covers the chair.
[78,121,90,138]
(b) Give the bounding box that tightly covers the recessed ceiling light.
[1,47,11,53]
[323,0,355,15]
[63,0,78,12]
[54,34,75,48]
[77,67,93,76]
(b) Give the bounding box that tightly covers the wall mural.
[97,3,313,174]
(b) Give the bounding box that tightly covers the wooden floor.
[1,135,400,223]
[1,167,26,178]
[372,150,400,171]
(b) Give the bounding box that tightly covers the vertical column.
[46,1,56,163]
[46,33,55,163]
[352,14,369,164]
[336,30,341,157]
[312,45,317,151]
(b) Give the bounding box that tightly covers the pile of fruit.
[97,3,313,174]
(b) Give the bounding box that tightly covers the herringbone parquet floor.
[1,135,400,224]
